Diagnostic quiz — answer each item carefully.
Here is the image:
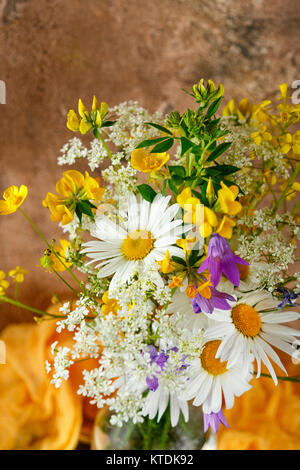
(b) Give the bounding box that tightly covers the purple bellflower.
[203,409,229,433]
[198,234,248,288]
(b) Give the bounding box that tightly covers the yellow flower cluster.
[177,180,241,239]
[0,271,9,296]
[0,185,28,215]
[43,170,105,225]
[67,96,108,135]
[9,266,28,283]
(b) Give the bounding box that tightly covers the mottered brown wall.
[0,0,300,327]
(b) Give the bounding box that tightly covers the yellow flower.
[0,271,9,296]
[176,235,197,253]
[222,98,252,121]
[8,266,28,283]
[216,215,236,239]
[177,188,202,224]
[67,96,108,135]
[217,181,242,216]
[131,148,169,173]
[52,240,72,272]
[206,177,215,205]
[198,207,218,238]
[251,125,273,145]
[286,182,300,201]
[157,250,176,274]
[101,291,119,316]
[0,185,28,215]
[196,276,213,299]
[43,170,105,225]
[278,132,300,155]
[169,276,184,288]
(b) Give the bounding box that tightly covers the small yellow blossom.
[279,131,300,155]
[157,250,176,274]
[196,276,213,299]
[222,98,252,121]
[185,284,198,298]
[176,235,197,253]
[131,148,169,173]
[169,276,184,289]
[251,125,273,146]
[0,185,28,215]
[52,240,73,272]
[206,177,215,205]
[101,291,120,316]
[67,96,108,135]
[177,188,203,224]
[217,181,242,216]
[286,182,300,201]
[216,215,236,239]
[198,207,218,238]
[8,266,28,283]
[43,170,105,225]
[0,271,9,296]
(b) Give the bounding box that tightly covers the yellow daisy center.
[237,263,250,280]
[121,230,154,260]
[231,303,262,337]
[200,340,228,376]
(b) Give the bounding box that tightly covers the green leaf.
[189,249,201,266]
[101,120,116,128]
[169,165,186,178]
[135,137,169,149]
[145,122,173,135]
[180,137,195,156]
[206,141,232,162]
[168,178,179,195]
[150,137,174,153]
[206,97,222,119]
[205,165,240,176]
[137,184,157,202]
[171,256,186,266]
[75,200,96,223]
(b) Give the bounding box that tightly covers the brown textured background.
[1,0,300,328]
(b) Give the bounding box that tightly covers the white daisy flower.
[203,290,300,384]
[186,340,252,414]
[81,193,189,292]
[142,385,189,428]
[166,288,209,332]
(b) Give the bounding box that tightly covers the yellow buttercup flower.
[67,96,108,135]
[0,271,9,296]
[0,185,28,215]
[52,240,72,272]
[157,250,176,274]
[43,170,105,225]
[8,266,28,283]
[217,182,242,216]
[131,148,169,173]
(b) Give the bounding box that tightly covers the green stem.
[51,268,79,295]
[0,295,65,318]
[273,162,300,213]
[18,208,82,288]
[98,132,113,159]
[253,372,300,383]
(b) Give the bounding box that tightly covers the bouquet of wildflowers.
[1,79,300,448]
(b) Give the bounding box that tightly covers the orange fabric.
[217,357,300,450]
[0,319,82,450]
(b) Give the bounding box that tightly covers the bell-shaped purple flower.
[190,286,235,314]
[198,234,248,287]
[203,409,229,433]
